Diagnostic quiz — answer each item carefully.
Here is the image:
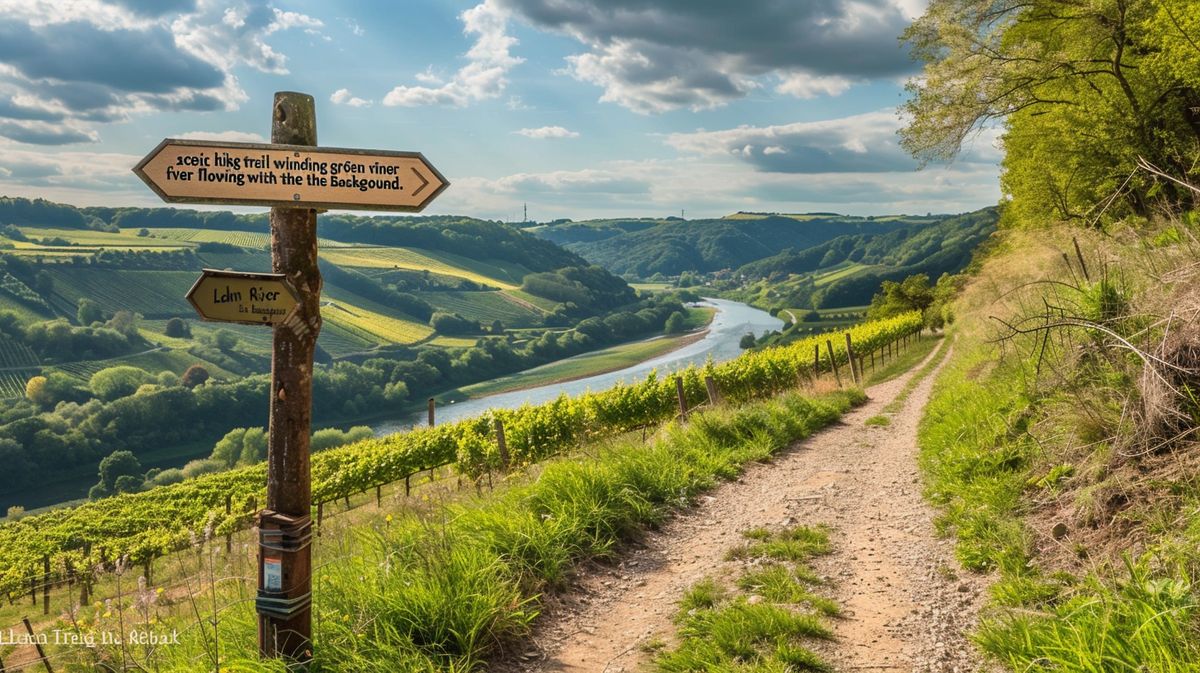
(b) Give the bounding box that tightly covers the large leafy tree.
[902,0,1200,223]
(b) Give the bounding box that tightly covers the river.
[372,298,784,433]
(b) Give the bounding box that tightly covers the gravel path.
[499,342,992,673]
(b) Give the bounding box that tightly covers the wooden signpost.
[134,91,448,664]
[185,269,299,327]
[134,139,448,212]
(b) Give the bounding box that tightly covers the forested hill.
[528,214,936,277]
[0,197,584,273]
[722,207,997,310]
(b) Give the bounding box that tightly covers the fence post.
[825,340,843,388]
[405,474,411,497]
[42,555,50,615]
[843,333,860,385]
[675,376,688,420]
[143,557,152,585]
[813,343,820,372]
[80,542,91,605]
[704,375,720,406]
[22,617,51,673]
[316,502,323,536]
[376,485,382,507]
[427,398,436,427]
[30,576,35,606]
[495,418,509,468]
[225,494,233,554]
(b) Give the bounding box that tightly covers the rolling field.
[813,262,871,287]
[135,228,359,249]
[0,370,34,398]
[417,290,543,326]
[322,247,526,289]
[505,289,559,312]
[16,227,186,248]
[0,335,39,368]
[321,284,434,345]
[46,269,198,318]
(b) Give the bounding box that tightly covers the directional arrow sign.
[186,269,300,327]
[134,138,448,212]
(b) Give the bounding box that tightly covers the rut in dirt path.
[503,340,992,673]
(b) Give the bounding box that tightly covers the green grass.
[655,525,837,673]
[79,387,864,671]
[916,226,1200,671]
[864,414,891,427]
[813,262,870,287]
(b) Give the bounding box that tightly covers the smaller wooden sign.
[186,269,300,327]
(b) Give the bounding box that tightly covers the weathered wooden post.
[41,555,49,615]
[675,376,688,419]
[428,398,436,427]
[256,92,321,660]
[133,89,447,664]
[226,493,233,554]
[495,418,509,468]
[813,343,820,372]
[704,375,720,406]
[825,339,842,388]
[843,333,860,386]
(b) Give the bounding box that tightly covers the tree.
[106,310,141,339]
[164,317,191,338]
[490,319,505,335]
[211,428,248,468]
[213,329,238,351]
[92,450,142,499]
[664,311,687,334]
[24,375,47,406]
[867,274,935,320]
[181,364,210,388]
[76,298,103,326]
[739,333,757,349]
[901,0,1200,222]
[89,366,152,402]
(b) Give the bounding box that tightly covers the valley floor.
[501,339,991,673]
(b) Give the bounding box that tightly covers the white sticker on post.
[264,556,282,591]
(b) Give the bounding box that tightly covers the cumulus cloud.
[495,0,917,112]
[0,0,322,144]
[435,157,999,221]
[383,0,523,107]
[513,126,579,139]
[330,88,372,107]
[666,111,923,173]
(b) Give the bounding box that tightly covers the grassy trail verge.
[80,387,863,671]
[507,335,980,673]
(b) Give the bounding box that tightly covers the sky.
[0,0,1002,221]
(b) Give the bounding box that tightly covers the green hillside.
[0,198,703,509]
[726,208,998,309]
[530,214,928,277]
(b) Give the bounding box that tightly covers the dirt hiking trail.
[502,341,992,673]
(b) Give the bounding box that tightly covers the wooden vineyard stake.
[705,375,720,406]
[825,340,842,388]
[676,377,688,419]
